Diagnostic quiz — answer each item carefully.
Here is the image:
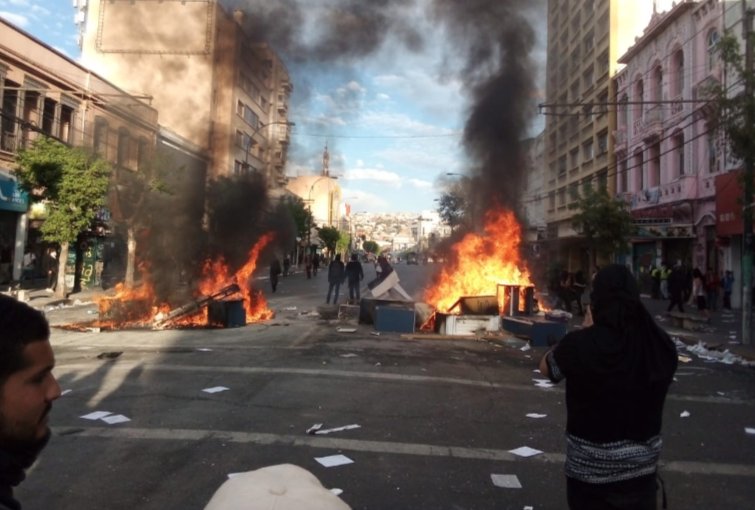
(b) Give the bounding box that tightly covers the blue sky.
[0,0,546,214]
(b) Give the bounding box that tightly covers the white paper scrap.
[745,427,755,435]
[101,414,131,425]
[526,413,547,419]
[524,506,534,510]
[520,344,531,352]
[284,306,298,311]
[336,327,357,333]
[532,379,551,384]
[680,411,690,418]
[315,454,354,468]
[202,386,230,394]
[197,348,213,352]
[491,474,522,489]
[315,424,361,435]
[61,389,73,396]
[340,353,359,358]
[330,488,344,496]
[80,411,112,420]
[227,472,242,479]
[509,446,543,458]
[306,423,323,435]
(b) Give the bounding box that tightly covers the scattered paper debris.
[61,389,72,396]
[306,423,323,435]
[520,344,531,352]
[202,386,230,394]
[227,472,242,479]
[315,424,361,435]
[197,348,213,352]
[101,414,131,425]
[370,331,381,336]
[526,413,547,419]
[80,411,112,420]
[491,474,522,489]
[284,306,298,311]
[315,454,354,468]
[678,355,692,363]
[745,427,755,435]
[340,353,359,358]
[330,488,344,496]
[524,506,534,510]
[532,378,554,389]
[509,446,543,458]
[716,391,726,396]
[336,327,357,333]
[375,362,382,366]
[680,411,690,418]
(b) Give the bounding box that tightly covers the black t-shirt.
[549,327,672,444]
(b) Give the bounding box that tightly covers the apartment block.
[544,0,663,269]
[0,18,158,284]
[79,0,293,186]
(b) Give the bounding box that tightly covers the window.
[634,150,644,190]
[672,50,684,97]
[569,183,579,202]
[597,130,608,155]
[117,128,130,168]
[596,89,608,117]
[582,65,594,91]
[234,160,246,176]
[597,171,608,191]
[558,155,567,176]
[619,157,628,193]
[558,187,566,207]
[582,139,593,161]
[649,142,660,187]
[60,105,74,144]
[618,94,628,128]
[653,66,663,102]
[136,138,148,171]
[707,29,720,72]
[570,148,579,169]
[93,118,108,157]
[707,131,717,173]
[237,100,259,129]
[674,132,685,177]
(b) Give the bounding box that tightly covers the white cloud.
[376,93,391,101]
[408,178,433,190]
[0,11,28,27]
[344,167,402,187]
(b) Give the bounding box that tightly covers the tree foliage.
[336,231,351,255]
[317,225,341,255]
[283,195,314,241]
[362,240,379,254]
[570,187,635,262]
[15,137,110,244]
[708,32,755,164]
[437,190,466,230]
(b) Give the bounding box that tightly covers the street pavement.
[8,264,755,509]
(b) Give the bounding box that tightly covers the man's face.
[0,341,61,445]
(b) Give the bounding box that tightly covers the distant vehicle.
[406,252,418,265]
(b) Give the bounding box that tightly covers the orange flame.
[424,208,532,313]
[96,233,275,328]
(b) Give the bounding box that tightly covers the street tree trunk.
[125,226,137,288]
[54,241,69,299]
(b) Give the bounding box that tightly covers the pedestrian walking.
[345,253,364,304]
[45,246,58,292]
[651,265,661,299]
[660,263,669,300]
[666,262,686,313]
[539,264,678,510]
[269,257,282,293]
[312,253,320,276]
[283,255,291,277]
[722,270,734,310]
[304,254,312,279]
[690,268,710,319]
[326,254,345,304]
[0,295,62,510]
[705,267,719,311]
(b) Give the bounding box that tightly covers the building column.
[11,211,28,281]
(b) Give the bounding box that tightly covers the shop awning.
[0,171,29,212]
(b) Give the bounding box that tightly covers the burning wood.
[154,283,240,327]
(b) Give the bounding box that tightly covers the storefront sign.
[0,173,29,212]
[715,170,748,237]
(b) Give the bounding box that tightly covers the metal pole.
[742,7,754,345]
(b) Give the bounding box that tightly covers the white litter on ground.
[526,413,547,419]
[61,389,72,396]
[101,414,131,425]
[680,411,690,418]
[80,411,112,420]
[491,474,522,489]
[315,454,354,468]
[202,386,230,394]
[673,338,753,367]
[745,427,755,435]
[509,446,543,458]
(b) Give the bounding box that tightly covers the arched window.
[618,94,629,129]
[634,149,644,191]
[653,66,663,102]
[619,155,628,193]
[707,29,720,72]
[673,49,684,97]
[93,118,108,157]
[117,128,130,168]
[707,131,717,173]
[673,132,685,177]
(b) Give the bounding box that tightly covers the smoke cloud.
[226,0,541,221]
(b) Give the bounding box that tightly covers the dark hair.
[0,295,50,384]
[351,254,358,261]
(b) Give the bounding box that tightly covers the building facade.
[614,0,724,281]
[0,18,158,286]
[78,0,292,186]
[543,0,669,270]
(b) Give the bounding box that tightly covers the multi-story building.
[614,0,724,279]
[522,132,546,255]
[0,18,158,285]
[543,0,667,269]
[78,0,293,187]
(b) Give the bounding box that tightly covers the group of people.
[2,263,680,509]
[658,262,735,316]
[556,270,588,315]
[268,252,366,305]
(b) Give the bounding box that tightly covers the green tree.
[283,196,314,245]
[437,190,467,230]
[317,225,341,257]
[570,187,635,269]
[336,231,351,256]
[362,240,379,254]
[15,136,110,297]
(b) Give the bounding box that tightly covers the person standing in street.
[345,253,364,304]
[704,267,719,312]
[666,262,686,313]
[0,295,62,510]
[690,268,710,319]
[269,256,282,293]
[312,253,320,276]
[722,270,734,310]
[326,254,345,305]
[304,254,312,279]
[539,264,678,510]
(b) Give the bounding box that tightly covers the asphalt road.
[17,262,755,509]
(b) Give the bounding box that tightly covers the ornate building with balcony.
[79,0,293,187]
[0,18,158,284]
[614,0,723,275]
